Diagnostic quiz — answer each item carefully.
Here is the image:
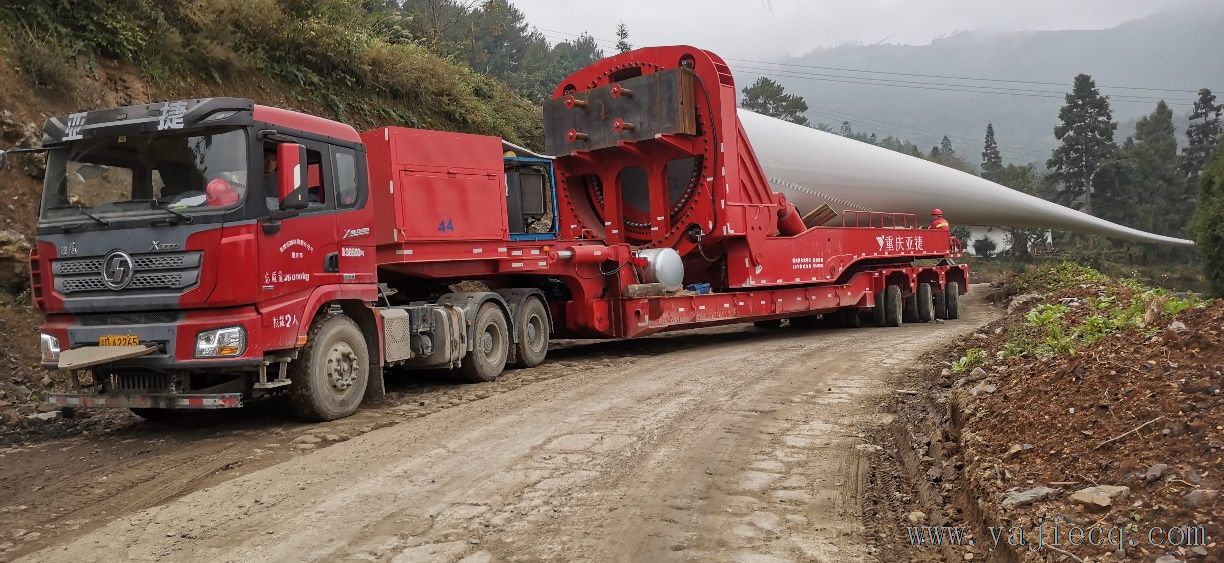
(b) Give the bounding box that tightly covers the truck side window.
[306,149,326,206]
[333,149,359,209]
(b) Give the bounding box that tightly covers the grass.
[1001,263,1207,358]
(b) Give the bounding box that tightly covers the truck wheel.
[945,281,961,320]
[753,319,783,329]
[903,290,919,323]
[872,294,887,326]
[290,314,369,421]
[512,297,549,368]
[934,285,948,319]
[459,303,509,382]
[884,285,903,327]
[841,308,862,328]
[917,283,935,322]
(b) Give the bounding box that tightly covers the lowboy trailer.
[26,46,966,420]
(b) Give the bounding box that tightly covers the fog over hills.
[734,1,1224,167]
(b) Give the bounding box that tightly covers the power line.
[734,68,1195,107]
[537,27,1215,96]
[727,57,1215,94]
[733,64,1194,104]
[803,108,1050,162]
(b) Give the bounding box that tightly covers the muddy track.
[3,289,998,562]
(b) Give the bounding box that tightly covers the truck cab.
[32,99,381,415]
[32,98,562,421]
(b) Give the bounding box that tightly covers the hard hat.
[206,178,240,207]
[931,208,943,216]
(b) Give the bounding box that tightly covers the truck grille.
[53,252,202,295]
[107,372,173,392]
[77,312,183,326]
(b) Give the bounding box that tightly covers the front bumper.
[46,392,243,409]
[40,306,265,370]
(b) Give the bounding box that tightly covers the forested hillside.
[0,0,597,147]
[752,1,1224,165]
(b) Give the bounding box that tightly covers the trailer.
[27,46,966,420]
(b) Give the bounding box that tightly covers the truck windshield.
[40,127,249,225]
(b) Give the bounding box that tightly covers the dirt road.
[5,289,998,562]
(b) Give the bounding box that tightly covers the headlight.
[40,333,61,363]
[195,326,246,357]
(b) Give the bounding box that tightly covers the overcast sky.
[513,0,1182,60]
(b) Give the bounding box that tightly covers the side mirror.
[276,143,309,211]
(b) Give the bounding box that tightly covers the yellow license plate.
[98,335,140,346]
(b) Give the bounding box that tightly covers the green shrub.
[15,37,76,95]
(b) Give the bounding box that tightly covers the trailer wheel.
[903,291,919,323]
[512,297,549,368]
[872,295,887,326]
[884,285,903,327]
[841,308,862,328]
[944,281,961,320]
[290,314,369,421]
[934,285,948,319]
[459,303,510,382]
[753,319,783,329]
[917,283,935,322]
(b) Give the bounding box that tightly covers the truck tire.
[884,285,903,327]
[872,295,887,326]
[290,314,369,421]
[917,283,935,322]
[944,281,961,320]
[753,319,783,329]
[934,285,948,319]
[458,303,510,382]
[841,308,862,328]
[512,297,549,368]
[903,290,919,323]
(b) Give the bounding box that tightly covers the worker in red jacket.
[930,208,950,230]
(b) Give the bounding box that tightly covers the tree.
[1190,143,1224,296]
[1098,101,1181,237]
[1047,74,1117,212]
[740,77,809,125]
[950,225,972,247]
[615,21,631,53]
[972,236,998,257]
[981,123,1002,181]
[940,135,956,157]
[1182,88,1223,201]
[839,121,852,137]
[993,164,1053,258]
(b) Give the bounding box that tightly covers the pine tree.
[1047,74,1117,212]
[615,21,631,53]
[1094,102,1180,235]
[981,123,1002,181]
[1182,88,1223,201]
[840,121,852,137]
[1190,143,1224,295]
[739,77,809,125]
[940,135,955,157]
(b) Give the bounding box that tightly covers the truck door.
[331,146,376,283]
[257,139,340,339]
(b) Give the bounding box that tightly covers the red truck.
[21,46,966,420]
